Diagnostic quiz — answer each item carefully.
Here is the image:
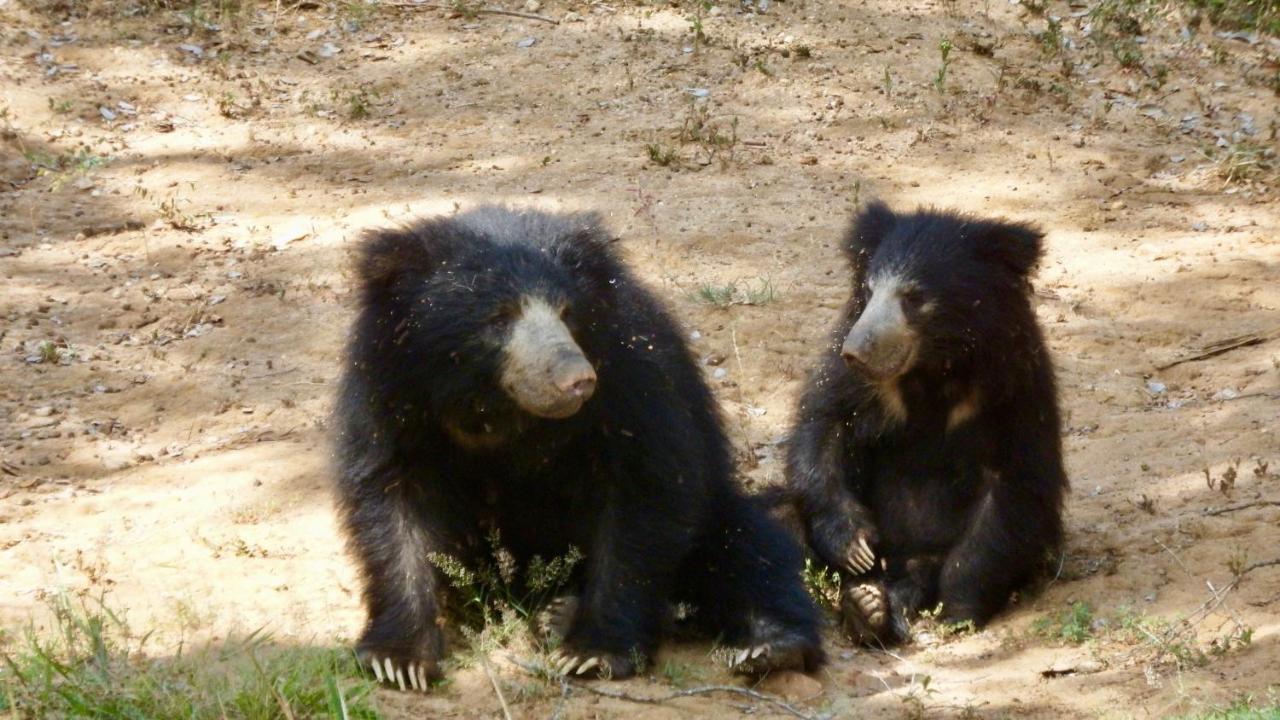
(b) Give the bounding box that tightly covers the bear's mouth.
[515,392,588,420]
[843,340,917,381]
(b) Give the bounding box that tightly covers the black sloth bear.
[334,206,823,690]
[785,202,1068,646]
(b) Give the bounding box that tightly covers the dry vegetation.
[1,0,1278,717]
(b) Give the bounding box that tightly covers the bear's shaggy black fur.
[785,202,1068,645]
[335,206,822,688]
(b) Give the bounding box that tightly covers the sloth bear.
[785,202,1068,646]
[334,206,822,690]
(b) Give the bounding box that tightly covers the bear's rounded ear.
[354,224,451,292]
[842,201,896,267]
[977,220,1045,277]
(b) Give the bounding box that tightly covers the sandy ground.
[2,0,1278,717]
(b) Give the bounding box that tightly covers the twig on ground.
[568,681,820,720]
[386,1,560,24]
[1155,328,1280,371]
[507,656,818,720]
[1202,500,1280,516]
[483,660,514,720]
[1243,557,1280,575]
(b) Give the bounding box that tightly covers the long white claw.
[734,648,750,666]
[560,655,581,675]
[383,657,395,684]
[751,645,767,659]
[419,665,429,692]
[576,657,600,675]
[395,666,406,692]
[370,655,384,683]
[408,663,420,691]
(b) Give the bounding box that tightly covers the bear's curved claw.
[847,537,875,575]
[363,654,432,693]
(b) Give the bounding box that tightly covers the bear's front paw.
[548,647,637,680]
[844,529,877,576]
[721,636,822,676]
[811,513,878,577]
[535,594,579,642]
[357,648,441,693]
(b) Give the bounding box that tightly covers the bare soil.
[1,0,1278,717]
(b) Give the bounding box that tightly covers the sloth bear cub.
[334,206,822,690]
[786,202,1068,646]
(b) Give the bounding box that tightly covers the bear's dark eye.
[900,288,926,313]
[491,302,521,323]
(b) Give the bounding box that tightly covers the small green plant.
[342,87,377,120]
[38,340,62,364]
[1033,600,1095,644]
[429,530,582,632]
[1214,141,1275,184]
[25,146,106,190]
[646,143,681,167]
[933,38,954,92]
[901,674,937,720]
[659,659,704,687]
[687,0,711,52]
[1111,38,1144,68]
[882,66,894,96]
[744,276,776,305]
[802,558,841,612]
[1036,16,1064,55]
[677,101,739,166]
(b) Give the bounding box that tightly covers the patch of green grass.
[695,282,737,307]
[1032,600,1095,644]
[1170,690,1280,719]
[1182,0,1280,36]
[691,277,779,307]
[1213,141,1276,184]
[646,143,681,167]
[0,592,381,718]
[1036,16,1064,55]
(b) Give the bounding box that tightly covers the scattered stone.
[516,37,537,48]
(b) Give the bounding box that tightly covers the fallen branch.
[1243,557,1280,575]
[568,681,819,720]
[1202,500,1280,516]
[508,657,818,720]
[1156,328,1280,371]
[482,660,514,720]
[386,1,560,23]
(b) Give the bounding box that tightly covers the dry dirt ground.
[2,0,1278,717]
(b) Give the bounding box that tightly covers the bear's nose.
[554,363,597,399]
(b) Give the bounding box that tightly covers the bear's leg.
[936,480,1054,627]
[841,555,937,647]
[681,493,825,675]
[339,472,474,692]
[548,512,691,680]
